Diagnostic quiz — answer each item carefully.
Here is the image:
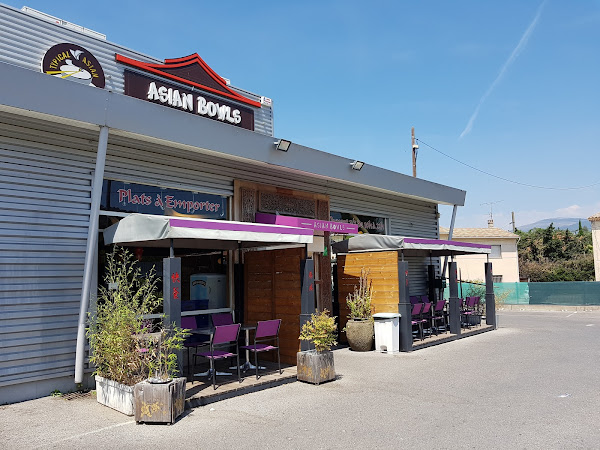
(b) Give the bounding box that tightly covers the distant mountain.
[518,218,591,232]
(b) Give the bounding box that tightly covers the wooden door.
[244,247,304,365]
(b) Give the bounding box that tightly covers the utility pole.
[511,211,516,232]
[411,127,418,177]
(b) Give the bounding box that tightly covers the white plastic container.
[373,313,401,354]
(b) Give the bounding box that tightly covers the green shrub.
[346,268,374,319]
[299,309,338,352]
[87,247,188,385]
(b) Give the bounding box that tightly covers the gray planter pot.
[297,351,335,385]
[95,375,134,416]
[345,319,374,351]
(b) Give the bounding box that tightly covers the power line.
[416,138,600,191]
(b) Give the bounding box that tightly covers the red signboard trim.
[115,53,261,108]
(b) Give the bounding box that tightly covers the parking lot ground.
[2,310,599,449]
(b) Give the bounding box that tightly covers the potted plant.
[344,268,375,351]
[87,247,188,417]
[297,309,337,384]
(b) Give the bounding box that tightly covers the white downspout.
[75,126,109,384]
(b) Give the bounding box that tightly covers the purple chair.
[410,296,421,305]
[419,302,433,338]
[211,312,234,327]
[411,303,424,341]
[182,316,208,375]
[431,300,447,335]
[194,323,241,390]
[240,319,282,379]
[461,297,476,329]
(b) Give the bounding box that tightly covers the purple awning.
[103,214,313,250]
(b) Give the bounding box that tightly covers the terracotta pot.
[345,319,374,352]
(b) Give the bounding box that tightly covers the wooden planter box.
[134,377,186,424]
[297,351,335,385]
[95,375,135,416]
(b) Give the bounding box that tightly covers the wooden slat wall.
[337,252,399,340]
[244,247,304,365]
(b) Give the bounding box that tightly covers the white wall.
[592,221,600,282]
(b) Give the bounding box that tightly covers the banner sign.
[123,71,254,131]
[329,211,386,234]
[255,213,358,234]
[101,180,227,219]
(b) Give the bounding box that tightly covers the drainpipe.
[75,126,109,384]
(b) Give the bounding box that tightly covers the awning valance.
[103,214,314,250]
[331,235,491,257]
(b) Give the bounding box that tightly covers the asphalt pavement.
[2,310,599,449]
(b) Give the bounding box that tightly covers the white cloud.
[459,1,547,139]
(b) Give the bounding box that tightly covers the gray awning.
[331,235,491,256]
[103,214,314,250]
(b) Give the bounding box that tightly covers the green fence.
[528,282,600,306]
[443,281,600,306]
[443,281,529,305]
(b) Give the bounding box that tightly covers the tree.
[517,224,593,282]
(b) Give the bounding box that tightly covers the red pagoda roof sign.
[115,53,261,108]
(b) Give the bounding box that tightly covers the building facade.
[0,4,466,403]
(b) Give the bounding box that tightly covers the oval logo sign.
[42,43,105,88]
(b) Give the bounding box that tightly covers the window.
[490,245,502,259]
[492,275,503,283]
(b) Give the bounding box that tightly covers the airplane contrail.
[459,1,547,139]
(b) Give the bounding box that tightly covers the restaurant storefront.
[0,4,466,403]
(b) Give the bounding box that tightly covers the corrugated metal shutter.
[104,135,234,197]
[0,5,274,136]
[0,115,96,390]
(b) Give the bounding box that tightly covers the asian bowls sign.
[116,53,259,131]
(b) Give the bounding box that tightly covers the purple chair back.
[421,302,432,315]
[181,316,197,330]
[212,313,233,327]
[472,296,480,306]
[420,295,430,303]
[434,300,445,312]
[212,323,240,345]
[409,296,420,305]
[468,297,477,307]
[255,319,281,339]
[411,303,423,316]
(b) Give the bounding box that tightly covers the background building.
[440,220,520,283]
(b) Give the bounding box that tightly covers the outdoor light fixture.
[275,139,291,152]
[350,160,365,171]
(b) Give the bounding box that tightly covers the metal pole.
[441,204,458,281]
[448,261,461,335]
[485,262,496,328]
[75,126,109,384]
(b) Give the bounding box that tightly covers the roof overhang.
[0,61,466,206]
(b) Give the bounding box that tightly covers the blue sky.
[6,0,600,229]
